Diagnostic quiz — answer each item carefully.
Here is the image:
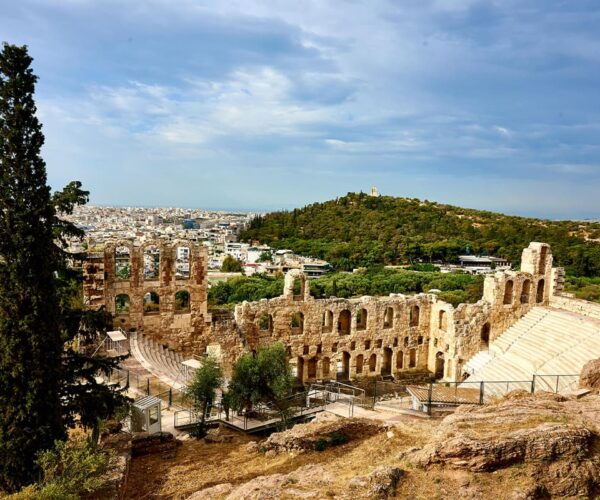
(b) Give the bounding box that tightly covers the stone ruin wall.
[83,238,211,354]
[84,240,562,383]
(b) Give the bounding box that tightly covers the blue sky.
[2,0,600,218]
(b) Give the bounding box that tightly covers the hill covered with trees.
[240,192,600,276]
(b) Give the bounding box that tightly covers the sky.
[2,0,600,218]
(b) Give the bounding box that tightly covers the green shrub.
[329,432,349,446]
[314,438,328,452]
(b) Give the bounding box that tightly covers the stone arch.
[396,350,404,370]
[408,348,417,368]
[291,312,304,334]
[538,246,548,274]
[503,280,514,305]
[338,352,350,380]
[258,313,273,332]
[435,351,444,378]
[356,308,368,331]
[521,279,531,304]
[307,357,317,379]
[355,354,364,374]
[322,357,331,378]
[143,291,160,315]
[284,269,307,301]
[438,310,448,331]
[536,279,545,303]
[383,307,394,328]
[175,245,190,279]
[115,293,130,314]
[403,336,409,348]
[296,357,304,382]
[481,322,490,349]
[143,245,161,280]
[381,347,392,376]
[409,305,420,327]
[322,310,333,333]
[115,245,132,280]
[338,309,351,335]
[368,353,377,373]
[174,290,190,313]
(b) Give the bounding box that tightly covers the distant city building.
[458,255,511,274]
[370,185,380,197]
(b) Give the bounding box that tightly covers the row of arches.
[115,245,191,281]
[115,290,191,315]
[295,347,423,381]
[503,278,545,305]
[258,305,421,335]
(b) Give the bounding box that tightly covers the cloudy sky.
[2,0,600,218]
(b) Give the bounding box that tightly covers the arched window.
[143,245,160,280]
[115,294,130,314]
[293,277,305,301]
[481,322,490,349]
[258,313,273,332]
[322,310,333,333]
[521,280,531,304]
[409,348,417,368]
[503,280,514,305]
[355,354,364,374]
[338,310,351,335]
[356,308,368,331]
[417,335,424,345]
[322,357,331,377]
[536,279,545,303]
[383,307,394,329]
[382,348,392,376]
[538,246,548,274]
[175,246,190,279]
[307,358,317,378]
[396,351,404,370]
[143,291,160,315]
[409,305,420,327]
[403,336,409,347]
[438,310,448,331]
[115,246,131,280]
[174,290,190,313]
[291,312,304,333]
[368,353,377,372]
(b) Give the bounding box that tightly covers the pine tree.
[0,43,65,490]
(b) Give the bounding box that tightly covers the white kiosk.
[132,396,162,433]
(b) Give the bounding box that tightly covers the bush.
[329,432,348,446]
[314,438,328,452]
[9,435,112,499]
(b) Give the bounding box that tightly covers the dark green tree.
[221,255,243,273]
[0,43,66,491]
[185,356,223,438]
[0,44,128,491]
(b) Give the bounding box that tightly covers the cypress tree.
[0,43,65,491]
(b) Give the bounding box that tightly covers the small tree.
[221,255,243,273]
[228,343,294,424]
[257,251,272,262]
[185,357,223,438]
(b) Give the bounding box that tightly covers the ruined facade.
[84,241,560,383]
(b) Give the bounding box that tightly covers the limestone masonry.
[84,241,561,382]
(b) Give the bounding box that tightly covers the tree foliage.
[0,44,127,491]
[185,356,223,437]
[221,255,243,273]
[228,343,294,415]
[240,192,600,277]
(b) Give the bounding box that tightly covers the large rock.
[579,357,600,390]
[131,431,181,456]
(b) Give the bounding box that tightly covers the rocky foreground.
[161,390,596,499]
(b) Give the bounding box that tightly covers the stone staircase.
[130,332,186,390]
[464,306,600,391]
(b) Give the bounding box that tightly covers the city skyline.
[2,1,600,218]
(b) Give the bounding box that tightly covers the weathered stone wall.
[550,295,600,321]
[83,238,210,354]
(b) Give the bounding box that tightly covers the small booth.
[131,396,162,433]
[181,357,202,381]
[106,329,128,356]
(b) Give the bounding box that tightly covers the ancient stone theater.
[85,240,600,386]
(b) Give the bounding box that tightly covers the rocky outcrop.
[257,413,383,455]
[408,392,600,497]
[348,466,404,499]
[131,431,181,457]
[580,357,600,390]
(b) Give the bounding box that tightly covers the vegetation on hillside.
[208,269,484,308]
[240,192,600,276]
